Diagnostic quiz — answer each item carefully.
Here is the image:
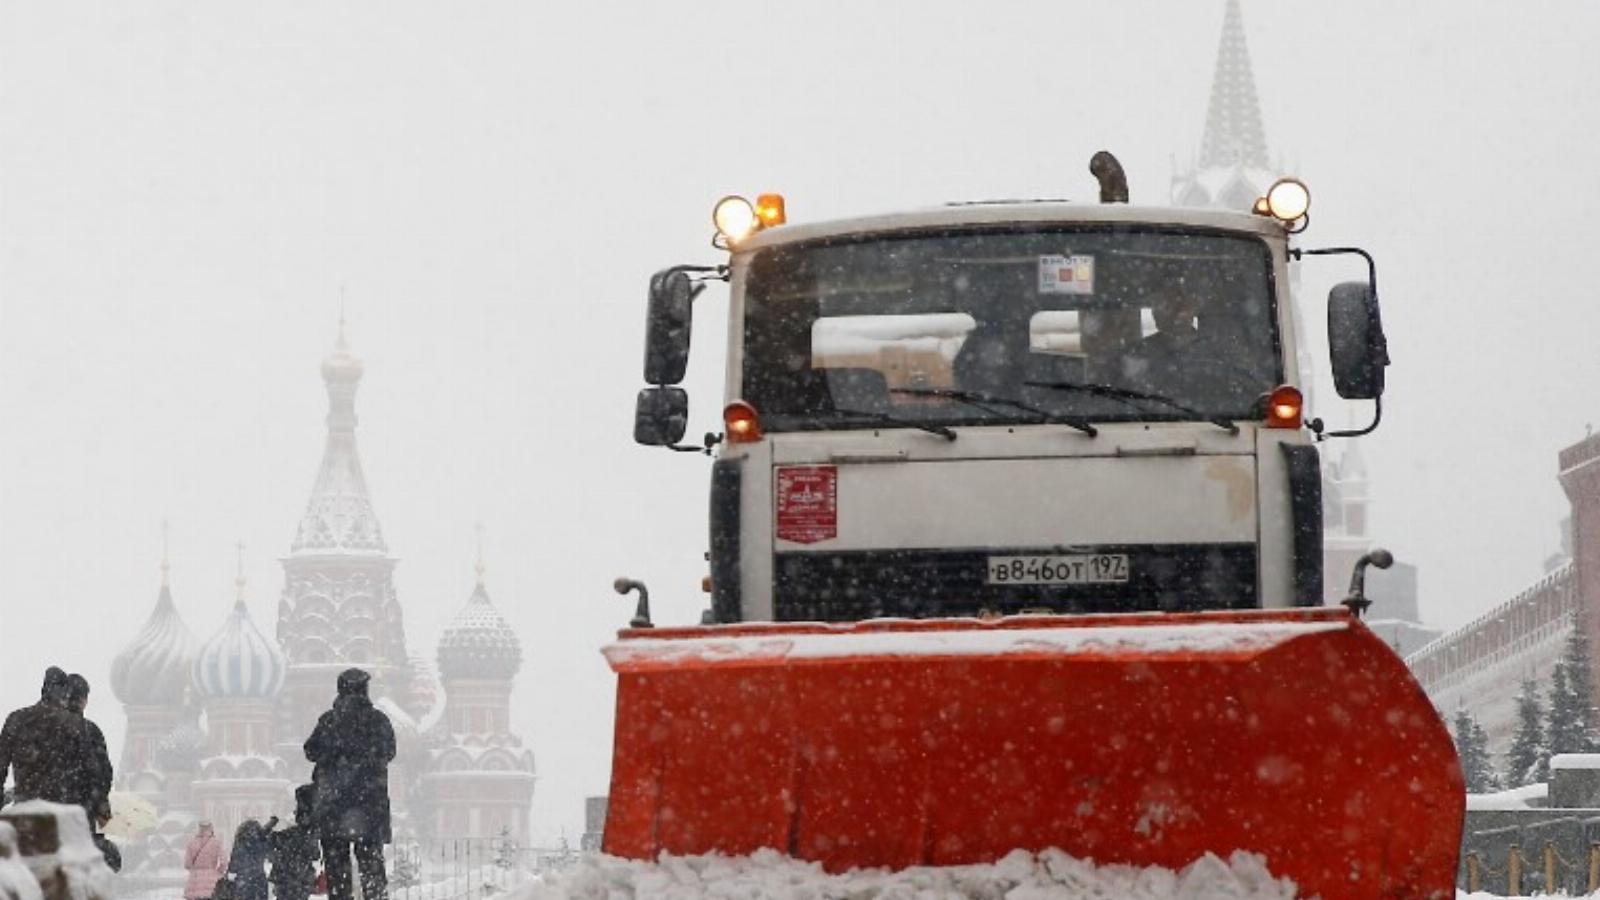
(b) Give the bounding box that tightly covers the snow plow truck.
[608,153,1464,899]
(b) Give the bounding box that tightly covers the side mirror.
[644,269,697,385]
[633,387,689,446]
[1327,281,1389,400]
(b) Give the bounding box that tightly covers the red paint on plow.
[600,609,1464,900]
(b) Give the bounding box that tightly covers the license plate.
[986,554,1130,585]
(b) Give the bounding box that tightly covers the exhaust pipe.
[1089,151,1128,204]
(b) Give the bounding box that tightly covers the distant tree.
[1453,708,1501,793]
[391,847,420,889]
[1507,678,1552,786]
[1548,621,1600,755]
[1471,720,1502,792]
[493,825,517,870]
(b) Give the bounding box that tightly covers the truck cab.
[636,168,1389,624]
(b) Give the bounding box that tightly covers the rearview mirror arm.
[1290,246,1377,296]
[662,432,723,456]
[1317,394,1383,440]
[667,264,730,285]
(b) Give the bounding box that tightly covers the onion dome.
[437,566,521,681]
[111,560,201,707]
[193,557,286,699]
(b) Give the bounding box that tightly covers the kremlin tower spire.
[1171,0,1276,211]
[1198,0,1269,171]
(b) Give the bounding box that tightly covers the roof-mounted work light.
[713,196,759,245]
[713,193,786,248]
[1261,178,1311,224]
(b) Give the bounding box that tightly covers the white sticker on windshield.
[1039,254,1094,295]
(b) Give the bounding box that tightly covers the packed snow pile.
[513,847,1301,899]
[605,618,1346,669]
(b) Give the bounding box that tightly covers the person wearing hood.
[65,674,120,872]
[64,676,113,824]
[269,785,321,900]
[304,668,396,900]
[183,821,225,900]
[0,667,89,806]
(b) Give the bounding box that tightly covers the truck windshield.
[741,226,1282,432]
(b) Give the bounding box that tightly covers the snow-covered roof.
[1466,782,1549,811]
[736,202,1285,255]
[1551,753,1600,770]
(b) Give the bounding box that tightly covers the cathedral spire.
[160,518,171,588]
[290,322,387,556]
[475,523,486,587]
[1198,0,1269,171]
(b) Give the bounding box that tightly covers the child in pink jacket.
[183,821,225,900]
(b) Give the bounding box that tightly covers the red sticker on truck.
[776,466,838,545]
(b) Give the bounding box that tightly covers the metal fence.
[386,838,581,900]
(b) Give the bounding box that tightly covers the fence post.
[1464,852,1479,893]
[1544,842,1556,893]
[1509,843,1522,896]
[1590,842,1600,894]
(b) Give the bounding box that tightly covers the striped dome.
[193,600,286,699]
[112,584,201,706]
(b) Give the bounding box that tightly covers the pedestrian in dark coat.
[269,786,321,900]
[0,668,89,806]
[304,669,395,900]
[222,817,278,900]
[65,674,120,871]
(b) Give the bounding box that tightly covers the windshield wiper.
[888,387,1097,437]
[831,408,958,441]
[1023,381,1240,435]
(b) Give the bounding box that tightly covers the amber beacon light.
[723,400,763,443]
[1265,385,1304,429]
[755,194,787,227]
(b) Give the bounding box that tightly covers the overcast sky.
[3,1,1598,842]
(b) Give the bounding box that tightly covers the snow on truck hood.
[516,847,1302,900]
[603,610,1351,671]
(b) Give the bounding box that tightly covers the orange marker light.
[1265,385,1304,430]
[724,400,763,443]
[755,194,786,227]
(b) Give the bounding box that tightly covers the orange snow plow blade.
[601,608,1464,899]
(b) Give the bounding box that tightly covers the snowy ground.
[509,848,1301,900]
[494,847,1600,900]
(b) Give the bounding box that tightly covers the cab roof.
[737,202,1287,253]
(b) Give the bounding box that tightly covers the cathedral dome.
[437,582,521,681]
[194,599,287,700]
[112,581,201,707]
